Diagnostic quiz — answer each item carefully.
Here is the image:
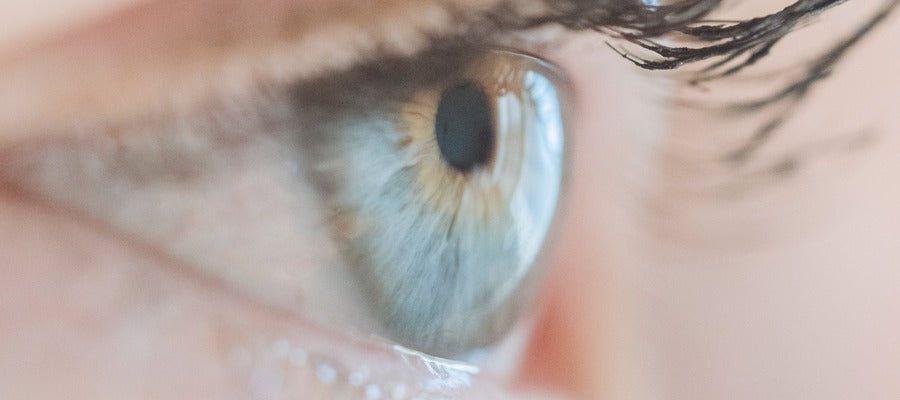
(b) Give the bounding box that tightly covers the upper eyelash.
[720,2,898,164]
[328,0,890,174]
[489,0,896,167]
[486,0,875,78]
[608,0,850,77]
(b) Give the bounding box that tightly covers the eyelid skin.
[0,0,516,145]
[0,186,565,399]
[0,0,140,56]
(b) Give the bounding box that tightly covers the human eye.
[0,1,579,398]
[2,0,898,399]
[2,45,569,360]
[291,48,571,357]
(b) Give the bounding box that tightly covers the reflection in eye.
[300,50,568,358]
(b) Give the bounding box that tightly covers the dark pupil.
[433,82,494,171]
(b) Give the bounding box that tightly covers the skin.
[1,0,898,399]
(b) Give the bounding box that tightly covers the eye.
[299,49,569,357]
[0,48,570,361]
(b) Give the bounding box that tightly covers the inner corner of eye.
[308,50,569,360]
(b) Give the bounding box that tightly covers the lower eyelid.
[0,187,547,399]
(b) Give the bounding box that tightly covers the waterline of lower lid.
[228,338,483,399]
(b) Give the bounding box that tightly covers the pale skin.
[1,1,899,399]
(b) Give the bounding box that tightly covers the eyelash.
[549,0,896,167]
[268,0,886,205]
[508,0,849,72]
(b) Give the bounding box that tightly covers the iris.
[298,50,570,358]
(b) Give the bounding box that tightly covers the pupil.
[433,82,494,171]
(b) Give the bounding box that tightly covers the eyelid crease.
[0,0,515,144]
[0,0,728,146]
[0,0,142,57]
[2,0,860,149]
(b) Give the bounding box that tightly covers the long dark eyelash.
[725,1,897,114]
[611,0,850,77]
[492,0,897,168]
[330,0,892,173]
[500,0,885,79]
[723,2,898,163]
[500,0,723,34]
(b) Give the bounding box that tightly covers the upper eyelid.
[0,0,140,56]
[0,0,529,145]
[2,0,863,147]
[0,0,735,143]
